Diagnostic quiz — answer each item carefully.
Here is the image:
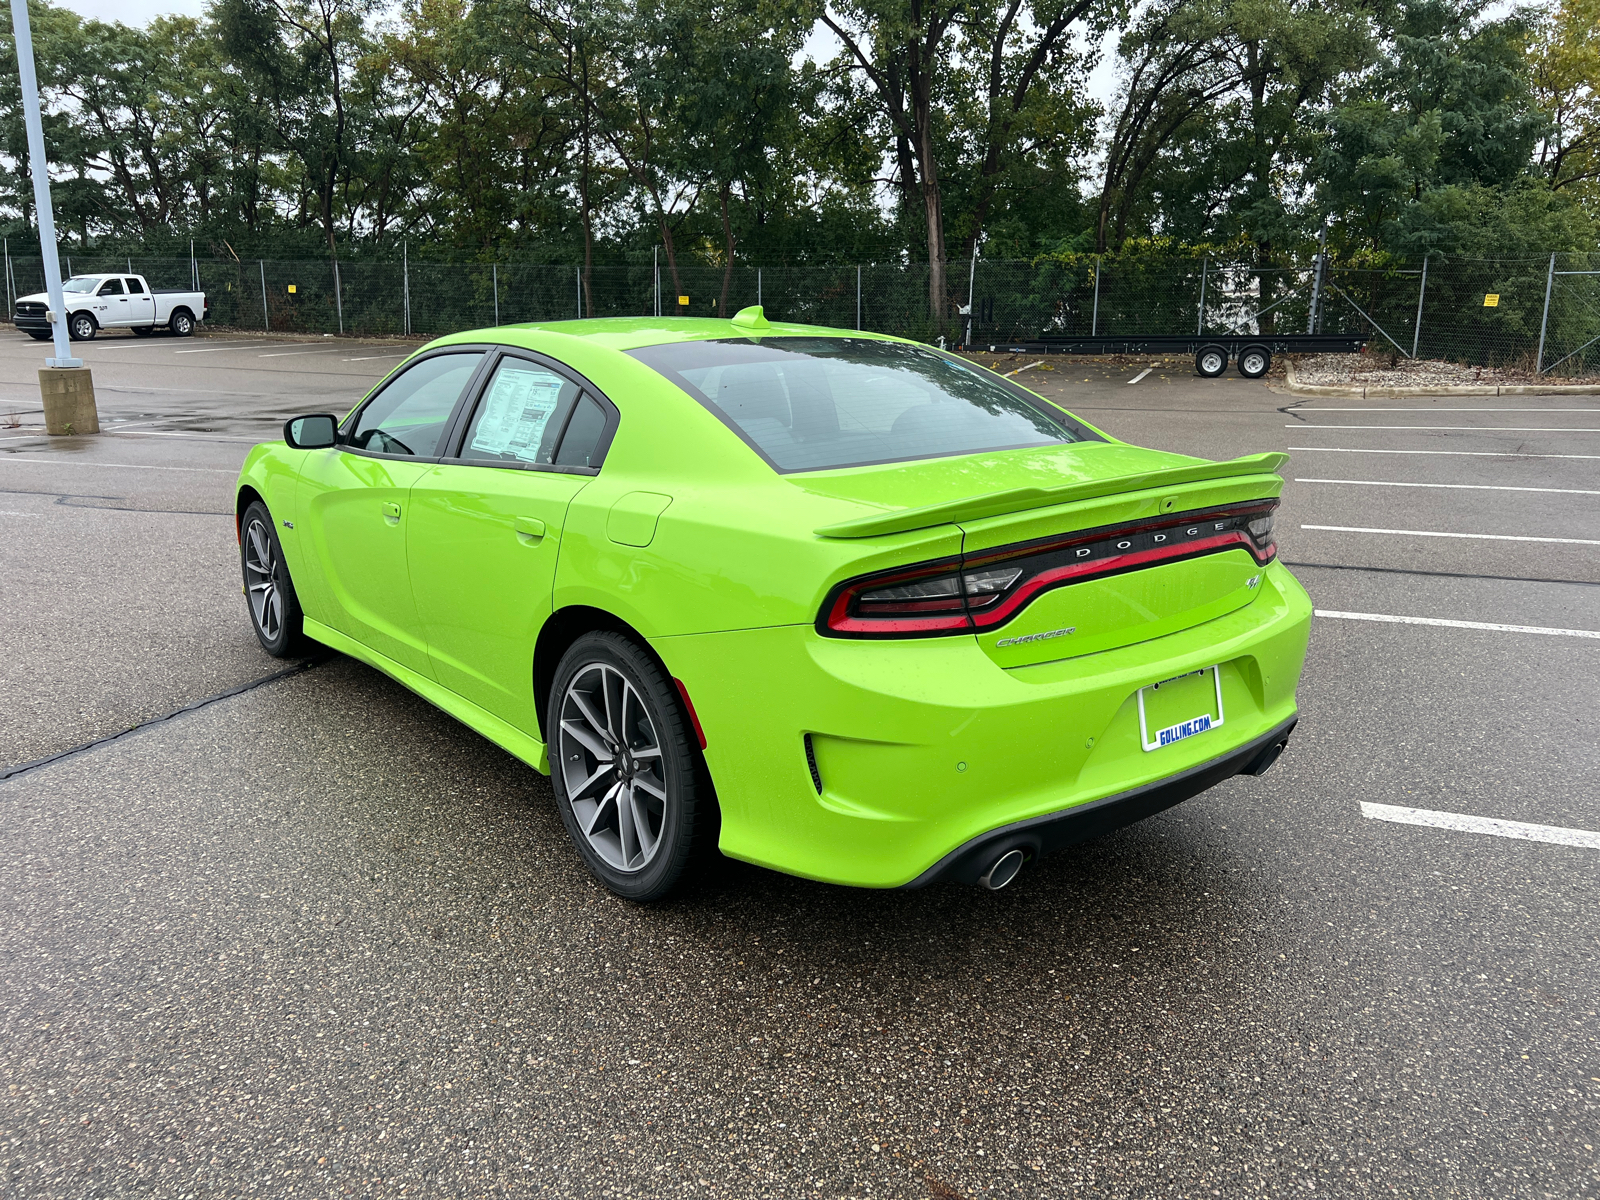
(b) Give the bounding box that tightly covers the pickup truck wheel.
[131,326,153,337]
[26,331,49,341]
[169,309,194,337]
[68,312,97,341]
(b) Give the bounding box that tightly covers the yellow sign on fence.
[287,284,297,295]
[678,295,689,305]
[1483,293,1499,307]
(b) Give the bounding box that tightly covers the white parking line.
[1003,361,1045,377]
[1361,803,1600,850]
[173,342,321,355]
[0,457,235,473]
[1288,425,1600,432]
[108,431,260,443]
[1288,446,1600,460]
[344,354,406,361]
[258,347,349,358]
[0,510,41,516]
[1301,407,1600,412]
[1127,368,1152,385]
[1294,478,1600,496]
[1314,609,1600,639]
[1302,524,1600,545]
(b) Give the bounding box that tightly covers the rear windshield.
[628,337,1098,472]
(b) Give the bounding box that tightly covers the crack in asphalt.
[0,657,326,781]
[1281,560,1600,588]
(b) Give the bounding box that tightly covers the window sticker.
[470,364,566,461]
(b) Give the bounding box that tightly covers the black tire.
[239,500,309,657]
[1237,344,1271,378]
[131,325,153,337]
[169,309,195,337]
[68,312,96,342]
[1194,344,1228,377]
[26,330,49,341]
[548,631,712,901]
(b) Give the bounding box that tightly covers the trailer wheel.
[1194,344,1228,377]
[1237,344,1271,379]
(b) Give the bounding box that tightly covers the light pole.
[10,0,95,435]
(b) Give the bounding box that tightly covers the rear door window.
[629,337,1098,472]
[458,358,579,465]
[126,277,146,294]
[347,351,486,458]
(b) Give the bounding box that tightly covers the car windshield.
[61,277,99,293]
[629,337,1098,472]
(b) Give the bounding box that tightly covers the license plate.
[1137,666,1225,752]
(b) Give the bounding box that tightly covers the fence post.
[577,265,582,318]
[1536,253,1557,374]
[65,255,71,277]
[190,239,197,291]
[756,267,761,308]
[856,265,861,330]
[653,247,659,316]
[1411,254,1428,359]
[333,259,344,335]
[1196,258,1207,335]
[1091,257,1100,337]
[259,260,269,332]
[493,263,499,326]
[127,256,132,274]
[403,240,410,336]
[3,237,9,316]
[1306,223,1328,334]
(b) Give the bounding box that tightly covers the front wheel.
[26,330,49,341]
[169,309,194,337]
[240,500,308,657]
[68,312,96,341]
[1194,344,1228,377]
[549,632,712,901]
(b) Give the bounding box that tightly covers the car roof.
[426,315,907,355]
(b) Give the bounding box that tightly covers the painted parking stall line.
[1288,446,1600,460]
[1314,609,1600,639]
[1287,424,1600,432]
[1298,407,1600,413]
[1361,803,1600,850]
[1301,525,1600,546]
[1294,478,1600,496]
[1127,368,1152,385]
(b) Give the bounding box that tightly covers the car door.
[407,351,618,731]
[296,349,489,676]
[95,277,130,327]
[124,276,155,327]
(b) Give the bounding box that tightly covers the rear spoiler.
[813,452,1289,539]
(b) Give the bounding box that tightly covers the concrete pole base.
[40,366,98,435]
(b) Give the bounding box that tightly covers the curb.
[1282,357,1600,397]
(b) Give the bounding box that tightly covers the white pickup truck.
[12,273,208,341]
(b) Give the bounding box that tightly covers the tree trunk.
[913,92,946,329]
[718,181,735,316]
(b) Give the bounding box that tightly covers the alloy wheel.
[558,662,667,873]
[243,517,282,642]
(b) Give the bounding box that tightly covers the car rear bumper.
[900,715,1296,887]
[654,559,1312,888]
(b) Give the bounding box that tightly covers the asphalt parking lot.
[2,327,1597,1199]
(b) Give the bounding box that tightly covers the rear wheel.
[240,500,308,657]
[1237,344,1271,378]
[169,309,194,337]
[548,632,710,901]
[1194,344,1228,377]
[68,312,96,341]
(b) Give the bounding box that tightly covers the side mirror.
[284,413,339,449]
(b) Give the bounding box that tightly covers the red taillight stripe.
[819,500,1278,638]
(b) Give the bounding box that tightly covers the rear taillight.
[819,500,1278,638]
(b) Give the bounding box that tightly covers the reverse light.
[820,499,1279,638]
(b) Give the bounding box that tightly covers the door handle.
[514,515,546,542]
[382,501,401,522]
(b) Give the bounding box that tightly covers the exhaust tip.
[977,848,1025,891]
[1240,737,1289,778]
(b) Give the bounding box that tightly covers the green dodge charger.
[234,308,1311,900]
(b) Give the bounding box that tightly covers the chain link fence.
[2,249,1595,375]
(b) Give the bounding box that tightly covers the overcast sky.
[56,0,205,22]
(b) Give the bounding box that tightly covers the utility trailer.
[963,334,1367,379]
